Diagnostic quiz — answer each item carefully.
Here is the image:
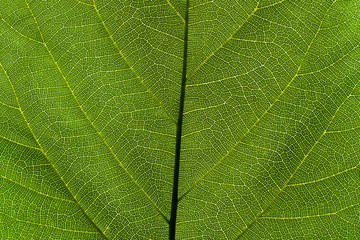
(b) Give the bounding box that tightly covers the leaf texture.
[1,0,360,239]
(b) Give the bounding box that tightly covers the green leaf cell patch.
[1,0,360,239]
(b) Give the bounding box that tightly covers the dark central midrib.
[169,0,190,239]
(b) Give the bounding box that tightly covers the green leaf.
[1,0,360,239]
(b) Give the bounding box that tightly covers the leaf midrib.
[169,0,190,238]
[175,0,358,238]
[4,0,356,239]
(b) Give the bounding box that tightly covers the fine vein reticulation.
[1,0,360,239]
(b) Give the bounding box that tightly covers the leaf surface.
[1,0,360,239]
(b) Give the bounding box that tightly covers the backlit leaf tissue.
[1,0,360,239]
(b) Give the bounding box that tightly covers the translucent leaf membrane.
[1,0,360,239]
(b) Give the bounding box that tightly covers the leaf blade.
[1,0,360,239]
